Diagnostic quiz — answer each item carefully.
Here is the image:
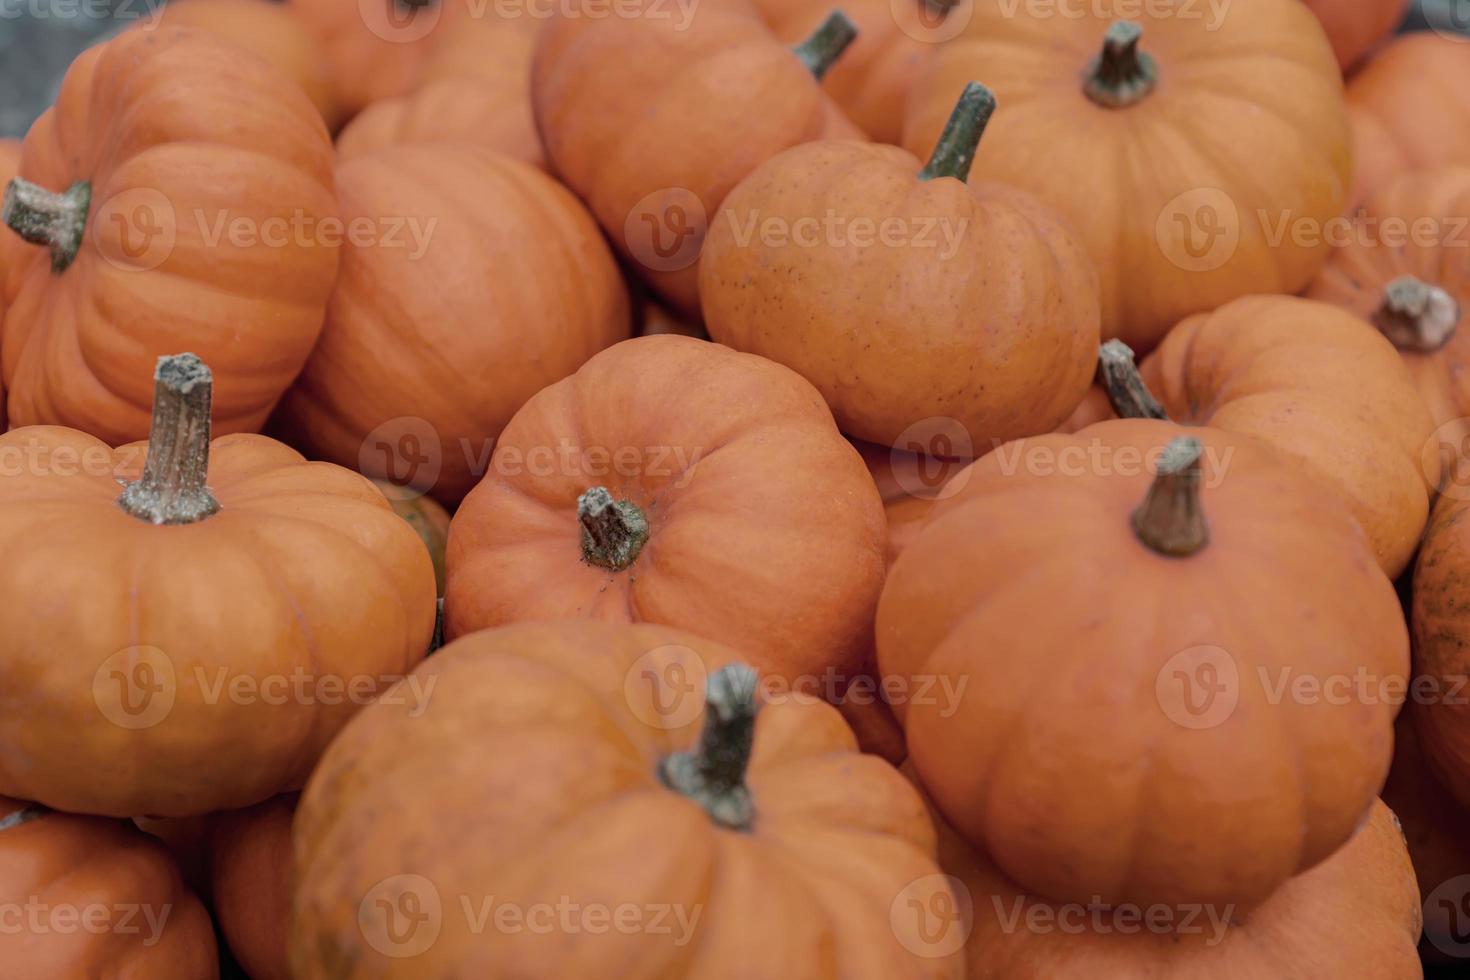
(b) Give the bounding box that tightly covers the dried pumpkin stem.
[1084,21,1157,108]
[578,487,649,571]
[0,803,48,831]
[2,177,91,274]
[118,354,221,525]
[1372,275,1460,353]
[918,82,997,183]
[792,10,859,82]
[660,663,761,831]
[1097,339,1167,420]
[1133,437,1209,557]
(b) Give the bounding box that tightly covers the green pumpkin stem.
[1133,437,1209,557]
[660,664,761,831]
[578,487,649,571]
[1097,339,1168,420]
[919,82,997,183]
[0,803,49,831]
[118,354,221,526]
[2,177,91,274]
[1084,21,1157,108]
[792,10,859,82]
[1372,275,1460,353]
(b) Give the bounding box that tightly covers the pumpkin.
[275,145,629,504]
[0,354,436,817]
[903,3,1349,351]
[335,16,544,167]
[443,335,887,688]
[1299,0,1408,72]
[1411,490,1470,817]
[374,480,452,595]
[0,137,18,290]
[292,619,963,979]
[211,794,295,980]
[1089,298,1438,578]
[0,799,219,977]
[532,0,863,318]
[639,299,708,340]
[285,0,452,117]
[703,82,1101,451]
[134,814,212,895]
[1,28,339,444]
[1346,32,1470,207]
[140,0,344,130]
[879,421,1407,908]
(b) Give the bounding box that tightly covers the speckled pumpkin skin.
[1412,493,1470,816]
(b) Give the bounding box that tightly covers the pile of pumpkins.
[2,0,1469,976]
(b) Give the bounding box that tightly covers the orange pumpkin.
[292,620,963,979]
[532,0,862,318]
[1299,0,1408,72]
[1411,491,1470,816]
[1347,32,1470,207]
[1,28,339,444]
[0,137,18,292]
[703,83,1100,451]
[0,799,219,977]
[374,480,452,595]
[275,145,629,504]
[335,15,543,167]
[285,0,453,117]
[211,794,295,980]
[880,421,1407,908]
[141,0,344,130]
[444,335,887,688]
[903,2,1349,351]
[0,354,436,817]
[638,299,708,340]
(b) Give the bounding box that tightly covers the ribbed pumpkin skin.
[1412,493,1470,816]
[531,0,861,319]
[0,429,436,817]
[879,419,1406,910]
[211,795,295,980]
[276,145,630,505]
[291,620,963,980]
[284,0,450,117]
[1299,0,1408,71]
[1,29,339,443]
[902,0,1348,351]
[0,798,220,978]
[443,335,887,687]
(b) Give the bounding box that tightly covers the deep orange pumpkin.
[0,355,436,817]
[1,28,339,443]
[1298,0,1408,72]
[211,794,295,980]
[0,799,219,977]
[292,620,963,979]
[880,421,1406,908]
[275,145,630,504]
[532,0,862,318]
[444,335,887,688]
[1411,491,1470,816]
[903,1,1349,351]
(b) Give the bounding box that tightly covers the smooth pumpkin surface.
[0,357,436,817]
[1299,0,1408,72]
[1,28,339,443]
[532,0,862,318]
[292,620,963,979]
[1411,492,1470,815]
[903,0,1349,351]
[444,335,887,687]
[211,794,295,980]
[879,420,1406,909]
[374,480,451,595]
[284,0,454,117]
[0,799,219,978]
[703,85,1101,452]
[276,145,630,505]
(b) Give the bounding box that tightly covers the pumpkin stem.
[1084,21,1157,108]
[792,10,859,82]
[578,487,649,571]
[660,663,761,831]
[1097,339,1168,420]
[1133,437,1209,557]
[118,354,222,526]
[2,177,91,274]
[0,803,48,831]
[1372,275,1460,353]
[918,82,997,183]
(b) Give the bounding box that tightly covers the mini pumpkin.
[533,0,863,318]
[0,799,219,977]
[285,0,452,117]
[443,335,887,688]
[211,794,295,980]
[0,354,436,817]
[1411,491,1470,815]
[879,422,1407,908]
[1,28,339,443]
[275,144,630,504]
[703,82,1100,451]
[903,3,1349,350]
[1299,0,1408,72]
[292,620,963,979]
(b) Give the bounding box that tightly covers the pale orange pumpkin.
[1298,0,1408,72]
[285,0,453,117]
